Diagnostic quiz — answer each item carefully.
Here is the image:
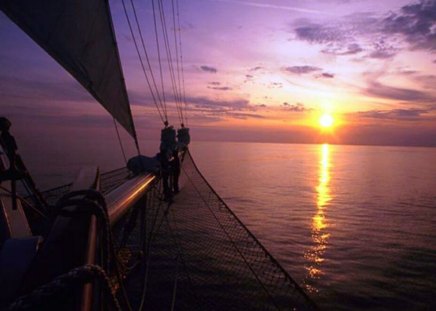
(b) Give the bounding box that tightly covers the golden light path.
[303,143,332,293]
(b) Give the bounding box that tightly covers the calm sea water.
[21,140,436,310]
[190,142,436,311]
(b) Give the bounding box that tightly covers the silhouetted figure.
[0,117,47,213]
[171,150,180,194]
[159,151,172,201]
[177,123,190,150]
[0,117,18,170]
[160,122,176,153]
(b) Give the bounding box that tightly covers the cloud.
[250,66,263,71]
[185,96,251,111]
[131,93,265,122]
[365,81,435,102]
[294,23,344,43]
[207,86,232,91]
[320,72,335,78]
[293,2,436,58]
[181,95,266,121]
[322,43,364,55]
[368,50,396,59]
[283,65,321,74]
[200,65,217,73]
[210,0,327,15]
[206,82,232,90]
[282,102,311,112]
[357,108,431,120]
[226,112,266,119]
[414,74,436,89]
[368,40,398,59]
[398,69,418,75]
[268,82,283,88]
[382,0,436,51]
[128,90,252,112]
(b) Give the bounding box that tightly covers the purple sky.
[1,0,436,153]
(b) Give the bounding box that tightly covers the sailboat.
[0,0,317,310]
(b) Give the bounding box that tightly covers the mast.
[0,0,138,142]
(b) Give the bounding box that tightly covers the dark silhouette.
[0,117,47,215]
[159,151,172,201]
[171,150,180,194]
[127,154,159,175]
[0,117,18,170]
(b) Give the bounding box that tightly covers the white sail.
[0,0,137,139]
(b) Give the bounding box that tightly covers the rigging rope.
[151,0,169,122]
[175,0,188,126]
[171,0,184,125]
[157,0,184,125]
[129,0,168,122]
[7,265,122,311]
[113,118,128,165]
[122,0,187,127]
[121,0,166,124]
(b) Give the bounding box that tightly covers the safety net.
[34,151,316,310]
[125,150,317,310]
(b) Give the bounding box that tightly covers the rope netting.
[33,151,316,310]
[39,167,130,205]
[100,167,131,194]
[130,150,317,310]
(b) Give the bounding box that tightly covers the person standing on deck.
[170,149,180,194]
[159,150,172,201]
[160,121,178,201]
[0,117,25,182]
[0,118,18,171]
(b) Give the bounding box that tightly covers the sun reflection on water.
[304,143,332,293]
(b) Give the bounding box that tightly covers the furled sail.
[0,0,138,139]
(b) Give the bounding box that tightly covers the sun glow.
[319,114,334,128]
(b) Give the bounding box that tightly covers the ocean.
[190,142,436,310]
[18,141,436,310]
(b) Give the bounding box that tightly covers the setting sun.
[319,114,334,128]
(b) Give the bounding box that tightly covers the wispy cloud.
[382,0,436,51]
[282,102,311,112]
[414,74,436,89]
[209,0,329,15]
[293,1,436,56]
[185,95,252,111]
[268,82,283,89]
[207,81,232,91]
[283,65,321,74]
[322,43,363,55]
[249,66,263,71]
[357,108,431,121]
[200,65,218,73]
[365,81,435,102]
[367,40,398,59]
[319,72,335,78]
[294,23,345,44]
[208,86,232,91]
